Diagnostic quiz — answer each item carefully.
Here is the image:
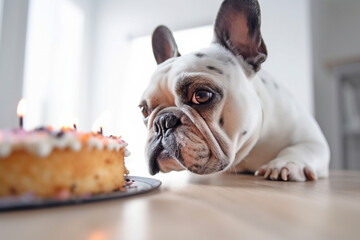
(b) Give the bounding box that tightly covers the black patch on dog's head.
[195,53,206,58]
[207,66,223,75]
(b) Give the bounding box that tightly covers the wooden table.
[1,171,360,240]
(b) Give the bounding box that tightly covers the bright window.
[23,0,85,129]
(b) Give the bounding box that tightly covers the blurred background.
[0,0,359,177]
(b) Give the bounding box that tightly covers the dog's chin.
[147,126,227,175]
[157,151,185,173]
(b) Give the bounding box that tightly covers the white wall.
[0,0,4,44]
[311,0,360,169]
[260,0,313,113]
[0,0,28,129]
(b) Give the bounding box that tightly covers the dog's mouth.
[147,110,229,175]
[148,138,162,175]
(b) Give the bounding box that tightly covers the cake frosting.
[0,127,131,197]
[0,128,130,158]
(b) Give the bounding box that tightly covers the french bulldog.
[139,0,330,181]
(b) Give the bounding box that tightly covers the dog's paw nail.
[255,169,265,176]
[281,168,289,181]
[270,169,279,180]
[304,167,317,181]
[264,169,272,179]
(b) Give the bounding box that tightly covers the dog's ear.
[152,25,181,65]
[214,0,267,72]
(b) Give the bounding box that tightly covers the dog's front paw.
[254,160,317,182]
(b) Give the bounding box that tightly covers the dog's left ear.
[214,0,267,73]
[152,25,181,65]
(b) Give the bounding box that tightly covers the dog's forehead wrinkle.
[175,72,225,90]
[194,52,206,58]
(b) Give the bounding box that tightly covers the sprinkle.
[81,193,92,199]
[54,189,71,200]
[124,181,133,186]
[56,131,65,138]
[9,187,18,195]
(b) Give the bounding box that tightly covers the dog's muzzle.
[153,113,180,137]
[147,107,230,175]
[148,112,181,175]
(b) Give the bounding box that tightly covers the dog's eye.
[192,90,213,104]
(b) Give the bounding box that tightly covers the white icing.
[106,139,118,151]
[0,130,129,158]
[0,132,11,157]
[125,149,131,157]
[52,134,71,149]
[70,140,82,152]
[26,140,53,158]
[87,137,104,150]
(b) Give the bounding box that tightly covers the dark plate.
[0,176,161,211]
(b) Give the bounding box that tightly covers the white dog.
[139,0,330,181]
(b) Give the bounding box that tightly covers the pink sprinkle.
[81,193,92,199]
[55,189,71,200]
[124,181,133,186]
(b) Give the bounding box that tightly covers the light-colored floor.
[1,171,360,240]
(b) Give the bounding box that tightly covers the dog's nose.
[153,113,180,136]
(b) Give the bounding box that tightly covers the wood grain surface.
[1,171,360,240]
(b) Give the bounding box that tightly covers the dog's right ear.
[213,0,267,73]
[152,25,181,65]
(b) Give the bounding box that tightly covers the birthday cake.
[0,127,130,198]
